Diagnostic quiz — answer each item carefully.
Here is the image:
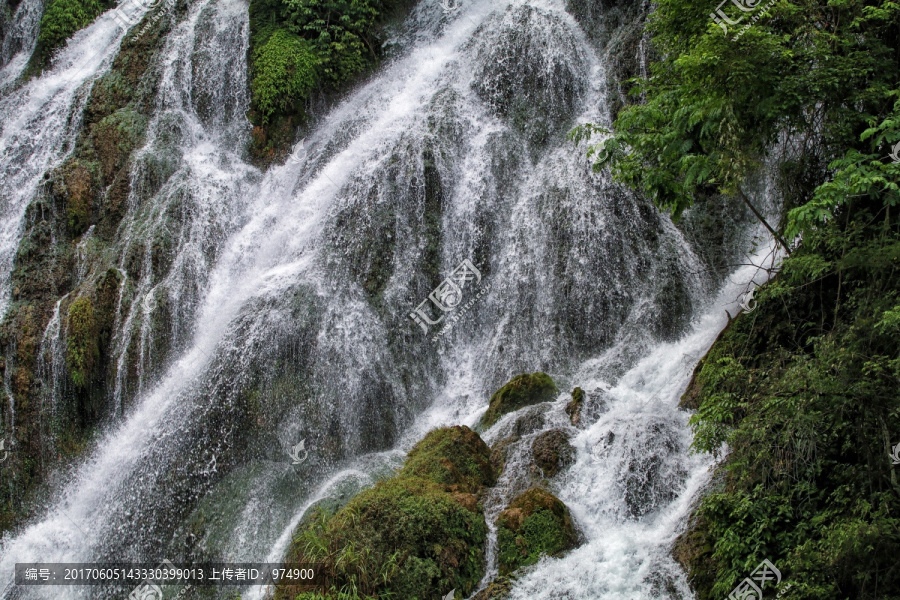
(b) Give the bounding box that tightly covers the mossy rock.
[55,159,100,236]
[472,575,514,600]
[280,427,494,600]
[565,387,584,426]
[531,429,574,478]
[66,296,98,389]
[400,425,495,492]
[496,487,577,576]
[671,511,718,599]
[481,373,559,429]
[91,109,149,184]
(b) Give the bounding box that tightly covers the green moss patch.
[65,296,98,389]
[400,425,495,493]
[481,373,559,429]
[280,426,493,600]
[91,109,149,183]
[496,487,577,576]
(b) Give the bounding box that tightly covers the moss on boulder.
[56,159,99,236]
[400,425,495,493]
[531,429,574,477]
[279,426,494,600]
[496,487,577,576]
[481,372,558,429]
[91,109,149,183]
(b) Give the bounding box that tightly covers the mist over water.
[0,0,772,598]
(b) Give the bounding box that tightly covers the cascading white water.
[0,0,775,598]
[0,0,159,320]
[0,0,42,87]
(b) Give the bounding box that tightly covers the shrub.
[38,0,112,61]
[250,29,321,121]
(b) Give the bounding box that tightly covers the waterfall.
[0,0,773,598]
[0,0,155,318]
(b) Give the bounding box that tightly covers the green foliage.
[38,0,114,62]
[247,0,407,130]
[495,488,577,576]
[281,0,378,85]
[251,29,321,121]
[481,373,559,429]
[683,183,900,597]
[594,0,900,596]
[280,427,492,600]
[66,296,98,388]
[572,0,900,236]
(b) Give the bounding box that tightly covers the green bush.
[575,1,900,594]
[38,0,113,62]
[281,0,378,85]
[251,29,321,121]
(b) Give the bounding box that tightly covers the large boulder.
[481,372,559,429]
[496,487,578,575]
[278,426,494,600]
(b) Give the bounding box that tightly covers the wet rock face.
[619,423,685,518]
[481,372,559,429]
[496,487,579,576]
[470,4,588,149]
[531,429,575,477]
[566,386,585,425]
[473,576,514,600]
